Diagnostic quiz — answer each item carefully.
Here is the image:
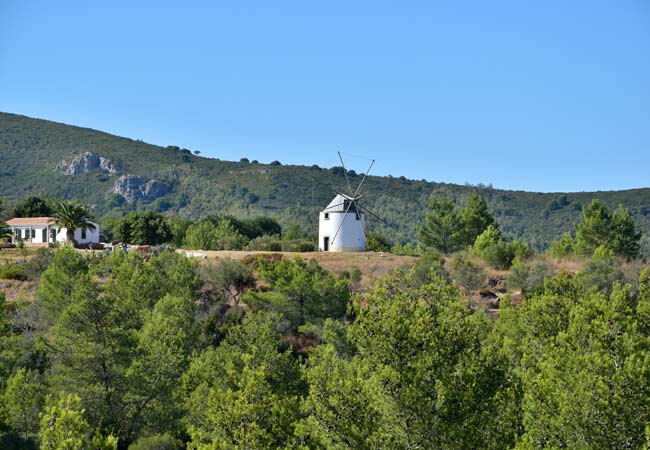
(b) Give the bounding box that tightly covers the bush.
[507,259,555,293]
[547,232,574,257]
[22,247,54,280]
[128,433,183,450]
[366,232,391,252]
[473,226,516,269]
[449,253,485,291]
[411,251,449,287]
[0,262,26,280]
[246,235,282,252]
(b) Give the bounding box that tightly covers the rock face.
[55,152,116,175]
[112,174,171,203]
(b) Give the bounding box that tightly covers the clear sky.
[1,1,649,193]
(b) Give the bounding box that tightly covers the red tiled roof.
[6,217,56,226]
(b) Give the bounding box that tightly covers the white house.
[6,217,100,246]
[318,194,366,252]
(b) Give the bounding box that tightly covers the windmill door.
[323,236,330,251]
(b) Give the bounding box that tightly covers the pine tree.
[417,195,463,254]
[610,205,641,258]
[459,193,495,245]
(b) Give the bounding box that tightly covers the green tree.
[113,211,172,245]
[460,192,495,245]
[13,195,53,217]
[472,225,515,269]
[574,199,612,256]
[0,220,11,242]
[51,201,96,247]
[183,313,302,450]
[2,368,45,442]
[39,393,117,450]
[126,295,197,438]
[36,248,89,321]
[365,231,391,252]
[417,194,463,254]
[610,205,641,258]
[547,231,574,257]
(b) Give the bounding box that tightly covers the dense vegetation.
[2,112,650,254]
[0,243,650,449]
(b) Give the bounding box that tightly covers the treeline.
[416,193,643,270]
[1,247,650,449]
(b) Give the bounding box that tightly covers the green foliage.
[547,231,575,257]
[36,248,89,320]
[12,195,53,217]
[39,393,117,450]
[507,259,555,293]
[365,231,391,252]
[417,194,463,254]
[51,200,96,246]
[0,262,26,280]
[110,211,172,245]
[449,252,485,291]
[574,199,641,258]
[251,257,350,329]
[460,192,495,245]
[127,433,184,450]
[204,259,255,304]
[411,251,449,287]
[184,219,247,250]
[2,368,45,442]
[473,225,516,269]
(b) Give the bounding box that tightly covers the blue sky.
[1,1,649,192]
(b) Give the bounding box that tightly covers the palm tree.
[52,201,96,247]
[0,221,11,243]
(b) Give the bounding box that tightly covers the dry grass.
[178,250,419,291]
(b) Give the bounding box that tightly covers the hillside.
[2,111,650,252]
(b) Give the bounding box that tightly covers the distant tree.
[473,225,515,269]
[548,232,575,257]
[366,231,391,252]
[417,194,463,254]
[193,150,201,155]
[205,259,255,304]
[459,193,495,245]
[610,205,641,258]
[13,195,53,217]
[240,158,249,163]
[51,200,96,246]
[0,220,11,242]
[269,160,281,166]
[574,199,612,256]
[114,211,172,245]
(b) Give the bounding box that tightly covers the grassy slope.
[2,111,650,251]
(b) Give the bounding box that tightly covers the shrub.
[449,253,485,291]
[366,232,391,252]
[507,259,555,293]
[246,235,283,252]
[473,226,516,269]
[411,251,449,287]
[0,262,26,280]
[547,232,574,257]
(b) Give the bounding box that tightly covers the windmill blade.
[357,203,399,230]
[331,200,354,245]
[338,151,354,196]
[353,159,375,198]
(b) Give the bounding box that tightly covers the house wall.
[55,223,100,244]
[318,211,366,252]
[11,222,100,245]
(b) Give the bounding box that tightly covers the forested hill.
[1,111,650,251]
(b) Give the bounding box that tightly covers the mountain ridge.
[1,111,650,253]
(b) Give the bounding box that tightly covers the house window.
[31,229,36,239]
[324,213,329,220]
[81,229,87,240]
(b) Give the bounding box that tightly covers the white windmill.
[318,153,376,252]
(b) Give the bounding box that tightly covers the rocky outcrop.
[55,152,116,175]
[112,174,171,203]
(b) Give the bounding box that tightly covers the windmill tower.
[318,153,374,252]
